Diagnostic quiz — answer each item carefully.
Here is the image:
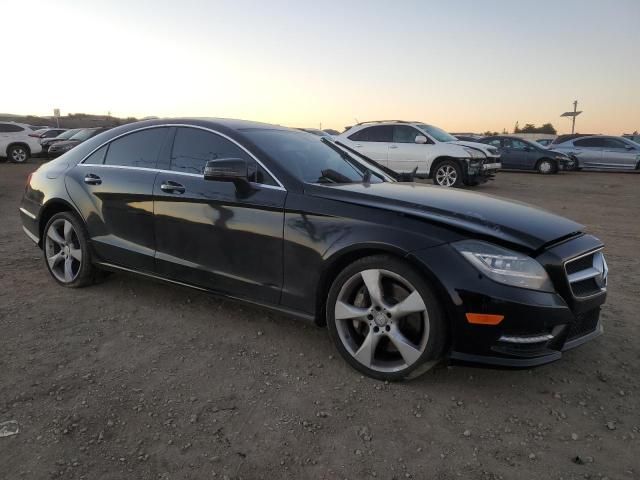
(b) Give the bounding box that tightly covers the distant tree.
[483,130,499,136]
[515,123,557,134]
[514,121,520,133]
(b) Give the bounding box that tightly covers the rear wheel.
[433,160,462,187]
[43,212,98,288]
[537,159,556,174]
[8,145,29,163]
[326,255,447,381]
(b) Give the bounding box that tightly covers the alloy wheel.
[45,219,83,283]
[333,269,430,373]
[10,147,27,163]
[435,165,457,187]
[539,160,552,173]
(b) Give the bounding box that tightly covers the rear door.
[153,126,286,304]
[600,137,638,169]
[345,126,392,166]
[66,127,170,271]
[387,125,432,174]
[572,138,604,168]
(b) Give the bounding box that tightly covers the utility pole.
[561,100,582,134]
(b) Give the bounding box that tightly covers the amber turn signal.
[465,313,504,325]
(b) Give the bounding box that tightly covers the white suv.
[0,122,43,163]
[337,121,501,187]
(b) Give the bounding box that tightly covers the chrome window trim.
[76,163,285,191]
[78,123,286,190]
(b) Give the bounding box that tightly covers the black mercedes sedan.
[19,118,607,381]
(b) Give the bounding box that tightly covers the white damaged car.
[337,121,500,187]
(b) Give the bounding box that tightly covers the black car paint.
[20,119,606,367]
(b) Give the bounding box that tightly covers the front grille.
[564,249,607,298]
[567,309,600,340]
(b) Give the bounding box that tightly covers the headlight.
[61,144,74,151]
[453,240,554,292]
[463,147,485,159]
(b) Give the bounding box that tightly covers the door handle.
[160,181,185,194]
[354,144,362,148]
[389,145,398,149]
[84,174,102,185]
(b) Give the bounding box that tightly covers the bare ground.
[0,162,638,480]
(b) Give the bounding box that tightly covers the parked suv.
[552,135,640,170]
[337,121,500,187]
[0,122,43,163]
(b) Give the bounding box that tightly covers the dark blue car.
[480,136,575,173]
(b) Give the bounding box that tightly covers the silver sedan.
[553,135,640,170]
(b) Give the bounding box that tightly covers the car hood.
[450,140,500,158]
[50,140,81,148]
[307,182,582,251]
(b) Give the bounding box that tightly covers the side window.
[0,124,24,133]
[512,140,529,151]
[171,127,252,175]
[487,139,502,148]
[84,145,108,165]
[502,138,513,148]
[601,138,628,149]
[104,128,168,168]
[393,126,421,143]
[574,138,604,148]
[170,127,278,185]
[368,126,393,142]
[348,127,372,142]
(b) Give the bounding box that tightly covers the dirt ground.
[1,162,638,480]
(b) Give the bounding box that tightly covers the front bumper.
[464,159,501,183]
[409,234,606,368]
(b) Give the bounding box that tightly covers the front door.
[153,126,286,304]
[601,137,638,169]
[501,138,535,170]
[387,125,432,174]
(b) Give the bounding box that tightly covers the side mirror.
[415,135,428,144]
[524,146,533,152]
[624,144,633,150]
[204,158,252,194]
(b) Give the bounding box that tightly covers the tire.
[326,255,447,381]
[432,160,463,187]
[8,145,29,163]
[43,211,99,288]
[537,159,555,174]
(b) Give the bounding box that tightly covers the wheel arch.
[428,156,463,178]
[38,198,84,244]
[314,243,408,326]
[314,242,453,332]
[7,142,31,155]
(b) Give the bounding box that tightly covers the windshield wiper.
[318,169,353,184]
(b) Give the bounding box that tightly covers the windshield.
[243,129,385,184]
[69,129,97,141]
[415,124,458,143]
[56,129,80,140]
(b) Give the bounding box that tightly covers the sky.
[2,0,639,134]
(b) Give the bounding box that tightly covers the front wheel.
[537,159,556,174]
[43,212,98,288]
[433,160,462,187]
[326,255,447,381]
[8,145,29,163]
